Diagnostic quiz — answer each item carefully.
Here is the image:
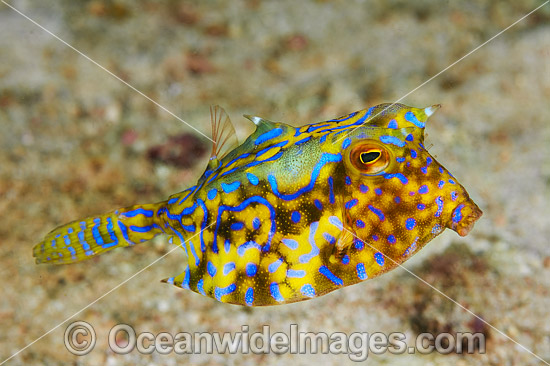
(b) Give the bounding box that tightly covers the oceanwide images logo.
[64,322,485,361]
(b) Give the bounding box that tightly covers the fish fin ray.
[210,105,239,160]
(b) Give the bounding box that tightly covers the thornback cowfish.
[33,103,482,306]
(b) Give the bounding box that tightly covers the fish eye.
[349,143,390,175]
[360,151,381,164]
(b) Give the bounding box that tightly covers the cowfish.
[33,103,482,306]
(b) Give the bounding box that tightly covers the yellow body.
[34,103,482,306]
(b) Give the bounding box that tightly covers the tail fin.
[33,202,167,265]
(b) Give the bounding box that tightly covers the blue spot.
[231,222,244,231]
[167,197,179,204]
[215,283,236,301]
[375,252,385,266]
[345,199,358,210]
[246,263,258,277]
[387,119,398,129]
[411,149,417,158]
[451,191,458,201]
[67,245,76,259]
[396,157,406,163]
[246,173,259,186]
[328,216,343,230]
[287,269,306,278]
[207,189,217,200]
[345,176,351,185]
[356,219,365,228]
[404,111,425,128]
[380,135,406,147]
[291,211,301,223]
[223,262,235,275]
[221,181,241,193]
[282,238,298,250]
[224,239,231,253]
[323,232,336,244]
[438,180,445,189]
[372,234,379,241]
[181,267,190,288]
[360,184,369,193]
[384,172,409,184]
[426,157,432,166]
[270,283,285,302]
[252,217,261,230]
[255,128,283,145]
[188,239,200,266]
[368,205,385,221]
[439,167,444,173]
[342,255,350,265]
[129,224,156,233]
[268,258,283,273]
[417,203,426,210]
[256,141,287,157]
[328,177,335,204]
[295,136,311,145]
[206,261,217,277]
[375,188,382,195]
[301,284,316,298]
[406,133,414,141]
[405,218,416,230]
[449,179,456,184]
[245,288,254,306]
[299,222,320,264]
[421,167,428,174]
[388,235,396,244]
[105,217,118,245]
[452,204,465,223]
[354,238,364,250]
[319,265,343,286]
[314,199,323,210]
[435,196,444,217]
[342,138,352,149]
[394,196,401,203]
[124,208,153,218]
[197,279,205,295]
[92,218,104,247]
[356,263,367,280]
[418,185,429,194]
[237,241,262,256]
[431,224,442,234]
[117,222,132,245]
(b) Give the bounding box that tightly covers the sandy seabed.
[1,0,549,365]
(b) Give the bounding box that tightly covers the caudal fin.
[33,202,166,264]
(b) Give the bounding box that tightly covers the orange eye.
[349,143,390,175]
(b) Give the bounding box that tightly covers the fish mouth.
[450,201,483,237]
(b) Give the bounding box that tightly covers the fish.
[33,103,482,306]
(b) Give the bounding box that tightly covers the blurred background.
[1,0,549,364]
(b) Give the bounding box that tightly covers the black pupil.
[360,151,381,164]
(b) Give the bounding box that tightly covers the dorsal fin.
[244,114,278,133]
[210,105,239,160]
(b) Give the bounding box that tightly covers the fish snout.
[449,201,483,237]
